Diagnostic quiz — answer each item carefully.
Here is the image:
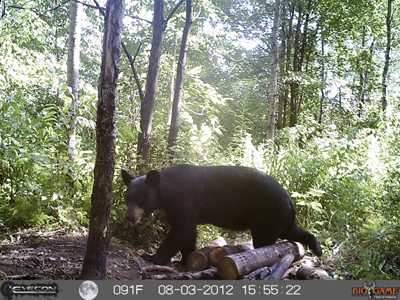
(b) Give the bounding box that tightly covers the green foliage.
[1,0,400,280]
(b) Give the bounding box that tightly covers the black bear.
[122,164,322,265]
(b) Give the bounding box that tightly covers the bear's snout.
[125,203,145,226]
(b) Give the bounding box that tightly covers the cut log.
[209,242,254,266]
[217,241,305,280]
[147,267,219,280]
[187,237,227,271]
[296,266,332,280]
[266,252,295,280]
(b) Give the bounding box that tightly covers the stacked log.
[143,240,331,280]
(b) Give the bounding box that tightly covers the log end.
[187,251,209,271]
[217,256,240,280]
[292,241,306,261]
[209,248,227,267]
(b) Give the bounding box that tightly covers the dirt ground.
[0,228,144,280]
[0,228,328,280]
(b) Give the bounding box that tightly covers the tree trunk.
[167,18,179,125]
[66,0,83,187]
[80,0,125,280]
[266,0,280,141]
[319,33,326,124]
[168,0,193,154]
[289,6,302,127]
[137,0,165,168]
[381,0,393,112]
[217,241,305,280]
[277,3,287,130]
[209,242,253,267]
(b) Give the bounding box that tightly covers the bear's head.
[121,169,162,225]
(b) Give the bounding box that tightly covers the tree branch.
[74,0,104,11]
[165,0,184,24]
[93,0,145,102]
[127,14,152,25]
[83,1,151,24]
[6,0,69,19]
[122,42,145,102]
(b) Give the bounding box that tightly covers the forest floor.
[0,228,145,280]
[0,228,328,280]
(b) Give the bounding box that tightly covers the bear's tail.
[281,222,322,257]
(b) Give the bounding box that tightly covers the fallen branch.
[296,266,332,280]
[147,267,218,280]
[266,252,295,280]
[242,262,279,280]
[142,265,178,274]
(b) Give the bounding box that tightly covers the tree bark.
[381,0,393,112]
[137,0,165,168]
[289,5,303,127]
[168,0,193,154]
[266,252,295,280]
[266,0,280,141]
[209,242,253,267]
[277,3,287,130]
[217,242,305,280]
[66,0,83,187]
[167,18,179,125]
[242,263,279,280]
[80,0,125,280]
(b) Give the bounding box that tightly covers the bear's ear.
[145,170,161,186]
[122,169,135,186]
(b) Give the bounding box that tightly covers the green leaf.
[10,102,20,114]
[2,103,10,114]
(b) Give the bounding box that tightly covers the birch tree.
[267,0,280,140]
[66,0,83,187]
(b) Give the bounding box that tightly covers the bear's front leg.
[142,224,197,265]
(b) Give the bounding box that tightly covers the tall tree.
[167,17,179,125]
[168,0,193,152]
[66,0,83,187]
[80,0,125,280]
[267,0,280,140]
[381,0,393,112]
[137,0,166,167]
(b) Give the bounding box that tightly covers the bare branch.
[165,0,184,24]
[92,0,105,17]
[6,0,69,19]
[122,42,145,102]
[126,14,152,25]
[74,0,104,11]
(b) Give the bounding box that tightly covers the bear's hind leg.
[251,227,280,249]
